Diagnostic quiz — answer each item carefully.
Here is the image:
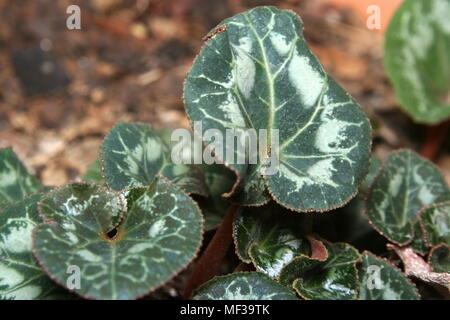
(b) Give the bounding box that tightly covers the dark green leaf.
[0,193,67,299]
[184,6,371,211]
[419,201,450,247]
[82,158,104,184]
[0,148,42,208]
[384,0,450,124]
[192,272,298,300]
[233,202,310,278]
[101,122,208,196]
[429,244,450,273]
[358,252,419,300]
[33,178,203,299]
[366,151,450,245]
[279,242,360,300]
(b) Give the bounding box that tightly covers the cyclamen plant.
[0,6,449,300]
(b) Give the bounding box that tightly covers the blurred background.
[0,0,448,187]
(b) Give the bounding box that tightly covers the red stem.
[183,203,239,299]
[420,120,450,161]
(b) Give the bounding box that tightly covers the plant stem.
[420,120,450,161]
[183,203,239,299]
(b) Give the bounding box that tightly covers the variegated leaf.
[419,201,450,247]
[184,6,371,211]
[192,272,298,300]
[411,221,429,256]
[279,242,360,300]
[233,202,310,278]
[0,193,67,299]
[101,122,208,196]
[33,178,203,299]
[429,244,450,273]
[358,252,419,300]
[366,151,450,245]
[384,0,450,124]
[0,148,42,208]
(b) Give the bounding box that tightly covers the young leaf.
[419,201,450,247]
[0,193,67,299]
[279,242,360,300]
[33,178,203,299]
[101,122,208,196]
[0,148,42,208]
[428,244,450,273]
[192,272,298,300]
[233,202,310,278]
[411,221,429,256]
[384,0,450,124]
[358,252,419,300]
[184,6,371,211]
[198,164,235,230]
[366,150,450,245]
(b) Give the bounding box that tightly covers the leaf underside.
[184,6,371,211]
[384,0,450,124]
[366,151,450,245]
[101,122,208,196]
[192,272,298,300]
[358,252,419,300]
[33,178,203,300]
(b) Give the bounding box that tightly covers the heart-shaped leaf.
[366,150,450,245]
[384,0,450,124]
[0,148,42,208]
[197,164,235,230]
[279,242,360,300]
[192,272,298,300]
[233,202,310,278]
[184,6,371,211]
[358,252,419,300]
[33,178,203,299]
[419,201,450,247]
[0,193,67,299]
[411,221,429,256]
[101,122,208,196]
[429,244,450,273]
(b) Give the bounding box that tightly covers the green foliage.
[384,0,450,124]
[192,272,298,300]
[0,148,42,208]
[33,178,203,299]
[358,252,419,300]
[366,150,450,245]
[279,242,360,300]
[2,5,450,301]
[101,122,208,196]
[184,6,371,212]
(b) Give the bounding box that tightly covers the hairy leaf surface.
[279,242,359,300]
[366,151,450,245]
[384,0,450,124]
[192,272,298,300]
[184,6,371,211]
[358,252,419,300]
[33,178,203,299]
[101,122,207,196]
[0,148,42,208]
